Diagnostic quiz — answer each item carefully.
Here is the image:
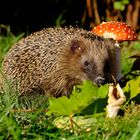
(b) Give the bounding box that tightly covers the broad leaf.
[123,76,140,100]
[122,0,129,4]
[114,2,125,11]
[46,80,108,116]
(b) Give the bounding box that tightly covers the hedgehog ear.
[70,40,84,54]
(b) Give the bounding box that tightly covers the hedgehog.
[2,27,118,97]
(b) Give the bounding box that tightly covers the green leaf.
[123,76,140,100]
[46,80,108,116]
[121,46,136,76]
[114,1,125,11]
[133,41,140,51]
[122,0,129,4]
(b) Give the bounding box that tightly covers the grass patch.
[0,26,140,139]
[1,89,140,139]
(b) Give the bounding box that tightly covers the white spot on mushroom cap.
[134,36,137,38]
[99,25,102,28]
[99,30,103,33]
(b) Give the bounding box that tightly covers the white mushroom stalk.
[106,84,126,118]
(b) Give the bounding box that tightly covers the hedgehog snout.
[94,76,106,85]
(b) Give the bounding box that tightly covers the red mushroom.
[92,21,137,41]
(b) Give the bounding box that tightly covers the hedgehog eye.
[84,60,90,66]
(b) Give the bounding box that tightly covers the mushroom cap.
[92,21,137,41]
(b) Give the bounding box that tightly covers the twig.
[81,8,87,27]
[92,0,100,24]
[69,114,73,129]
[132,0,140,29]
[11,108,48,113]
[111,75,117,86]
[86,0,93,18]
[126,0,140,29]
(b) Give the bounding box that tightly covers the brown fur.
[2,27,116,97]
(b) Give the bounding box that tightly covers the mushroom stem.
[110,42,122,82]
[114,43,122,81]
[106,84,126,118]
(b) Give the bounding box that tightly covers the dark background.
[0,0,139,35]
[0,0,86,34]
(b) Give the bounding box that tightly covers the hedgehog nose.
[95,76,106,85]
